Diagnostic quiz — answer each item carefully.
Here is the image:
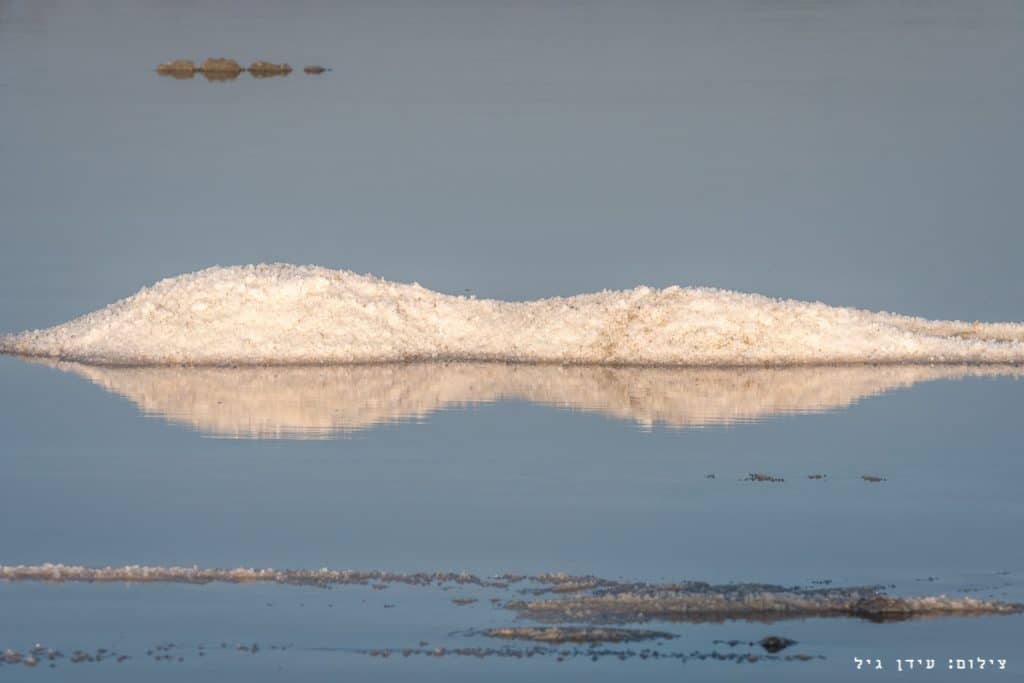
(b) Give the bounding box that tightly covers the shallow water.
[4,0,1024,679]
[1,355,1023,680]
[3,0,1024,327]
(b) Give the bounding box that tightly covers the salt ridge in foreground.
[2,564,1020,623]
[2,264,1023,366]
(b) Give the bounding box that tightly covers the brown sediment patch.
[201,72,240,82]
[199,58,243,80]
[481,627,675,644]
[248,61,292,77]
[156,60,196,77]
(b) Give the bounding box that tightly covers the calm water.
[3,0,1024,680]
[1,356,1023,680]
[2,0,1024,326]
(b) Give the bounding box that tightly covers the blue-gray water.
[1,357,1023,681]
[2,0,1024,329]
[3,0,1024,680]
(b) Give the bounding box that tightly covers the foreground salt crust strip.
[504,589,1024,624]
[35,360,1024,437]
[2,264,1023,366]
[2,564,1020,623]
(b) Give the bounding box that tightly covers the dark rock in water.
[199,58,243,80]
[850,596,917,621]
[249,60,292,77]
[304,65,329,74]
[156,59,197,78]
[758,636,796,653]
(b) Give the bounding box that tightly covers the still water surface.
[3,0,1024,679]
[1,356,1022,680]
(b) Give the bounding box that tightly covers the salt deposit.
[2,564,1018,623]
[481,627,676,644]
[506,588,1024,624]
[2,264,1023,366]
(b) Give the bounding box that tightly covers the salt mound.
[2,264,1023,366]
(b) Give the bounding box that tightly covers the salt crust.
[2,264,1023,366]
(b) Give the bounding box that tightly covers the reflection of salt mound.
[39,360,1021,438]
[3,264,1024,366]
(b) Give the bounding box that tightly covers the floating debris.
[361,644,824,664]
[481,627,676,644]
[0,641,300,669]
[745,472,784,483]
[0,644,133,669]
